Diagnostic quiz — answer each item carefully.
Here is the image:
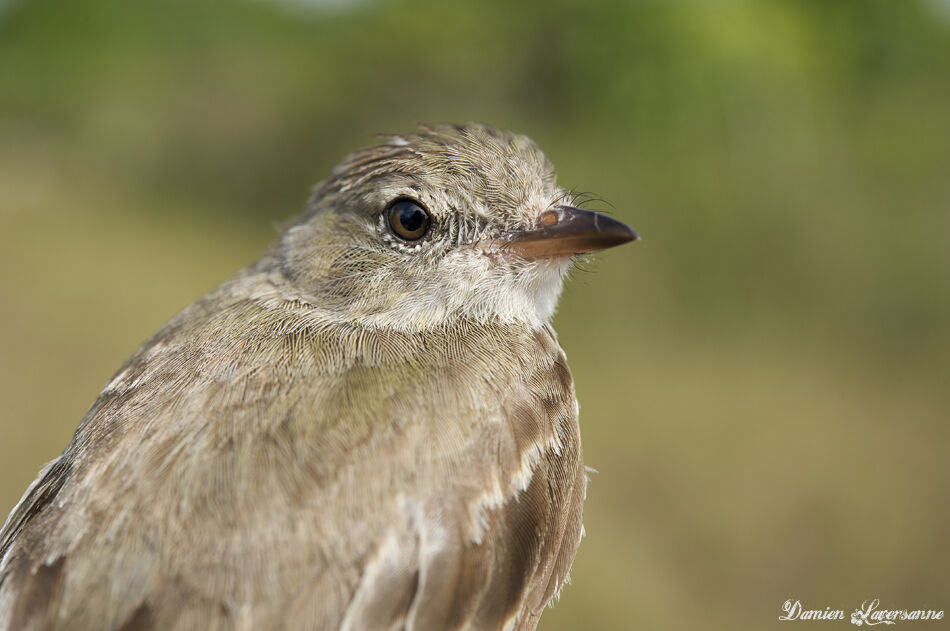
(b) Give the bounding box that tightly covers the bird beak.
[501,206,639,258]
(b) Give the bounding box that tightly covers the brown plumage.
[0,123,635,631]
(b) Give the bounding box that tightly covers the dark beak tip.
[596,213,639,248]
[619,224,640,243]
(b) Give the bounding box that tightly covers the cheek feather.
[267,219,572,332]
[528,259,572,321]
[436,251,570,326]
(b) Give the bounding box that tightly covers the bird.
[0,123,637,631]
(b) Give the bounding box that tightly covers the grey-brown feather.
[0,124,586,631]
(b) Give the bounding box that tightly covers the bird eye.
[386,199,431,241]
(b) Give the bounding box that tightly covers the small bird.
[0,123,637,631]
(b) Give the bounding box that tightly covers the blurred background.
[1,0,948,628]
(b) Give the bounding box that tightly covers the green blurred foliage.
[1,0,948,629]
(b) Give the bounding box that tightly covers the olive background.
[1,1,948,629]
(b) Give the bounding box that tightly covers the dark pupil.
[396,203,425,232]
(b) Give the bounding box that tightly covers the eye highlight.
[386,199,431,241]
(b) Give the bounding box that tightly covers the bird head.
[275,123,637,331]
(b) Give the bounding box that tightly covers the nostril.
[541,210,559,227]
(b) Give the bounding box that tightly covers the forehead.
[327,124,559,220]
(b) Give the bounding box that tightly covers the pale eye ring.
[386,199,431,241]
